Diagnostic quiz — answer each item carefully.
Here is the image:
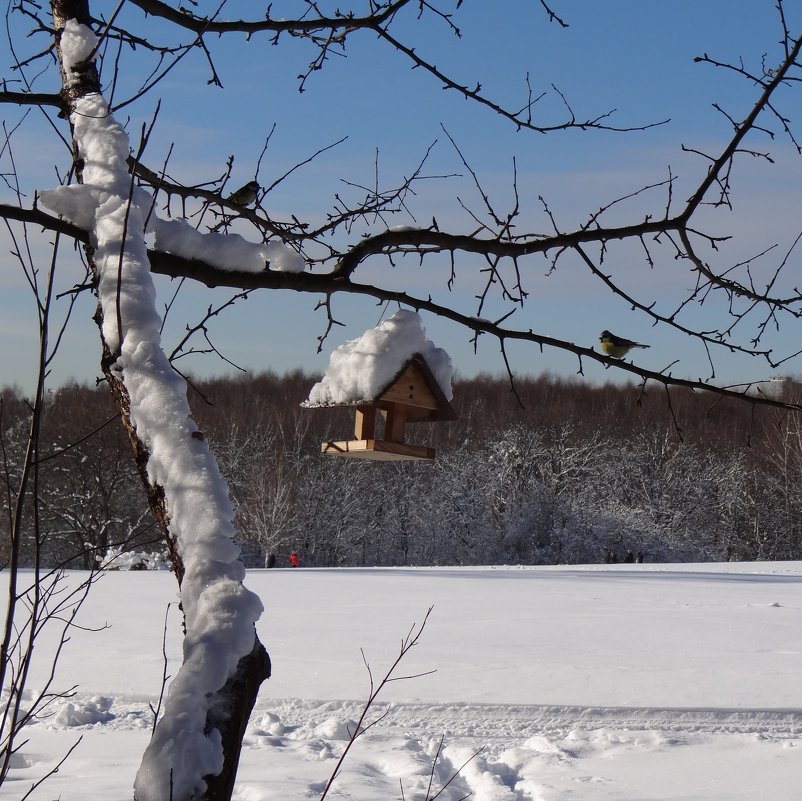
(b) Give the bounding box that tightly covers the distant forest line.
[2,371,801,568]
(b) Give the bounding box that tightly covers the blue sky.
[2,1,801,393]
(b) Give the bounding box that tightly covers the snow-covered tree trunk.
[49,3,270,800]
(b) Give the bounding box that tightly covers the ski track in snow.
[11,692,802,801]
[25,692,802,740]
[266,698,802,740]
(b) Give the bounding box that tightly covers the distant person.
[289,551,300,568]
[635,552,644,564]
[265,552,276,569]
[624,549,634,563]
[606,548,617,564]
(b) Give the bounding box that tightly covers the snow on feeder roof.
[302,310,456,461]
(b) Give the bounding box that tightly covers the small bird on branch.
[599,330,650,358]
[226,180,260,207]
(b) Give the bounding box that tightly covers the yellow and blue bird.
[599,329,650,358]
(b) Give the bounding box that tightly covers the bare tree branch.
[125,0,415,37]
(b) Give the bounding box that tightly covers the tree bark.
[204,641,271,801]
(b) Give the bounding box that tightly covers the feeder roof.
[302,310,453,409]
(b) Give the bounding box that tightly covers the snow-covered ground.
[3,562,802,801]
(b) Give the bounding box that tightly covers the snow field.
[2,563,802,801]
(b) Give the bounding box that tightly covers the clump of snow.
[98,546,169,571]
[303,310,453,407]
[55,696,114,727]
[58,18,97,86]
[46,18,264,801]
[151,217,305,273]
[312,716,362,741]
[39,183,119,232]
[254,712,285,736]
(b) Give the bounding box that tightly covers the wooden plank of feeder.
[354,406,376,439]
[383,402,408,443]
[321,439,436,461]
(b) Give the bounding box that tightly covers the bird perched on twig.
[226,180,260,207]
[599,330,650,358]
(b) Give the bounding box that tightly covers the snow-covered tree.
[3,2,802,800]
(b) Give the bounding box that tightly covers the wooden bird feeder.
[310,354,457,461]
